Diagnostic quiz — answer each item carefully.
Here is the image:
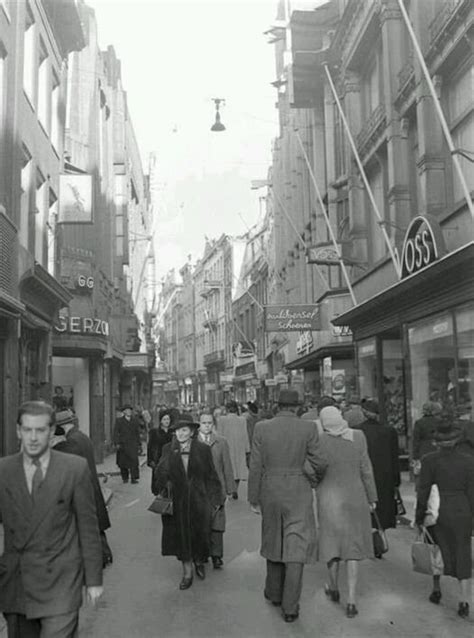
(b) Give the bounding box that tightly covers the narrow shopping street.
[79,467,473,638]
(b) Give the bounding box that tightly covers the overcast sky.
[88,0,279,279]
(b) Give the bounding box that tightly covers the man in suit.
[248,389,327,623]
[113,404,141,484]
[51,409,113,568]
[0,401,103,638]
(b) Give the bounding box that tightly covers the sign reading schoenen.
[264,304,321,332]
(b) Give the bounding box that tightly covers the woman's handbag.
[148,484,173,516]
[423,484,440,527]
[411,527,444,576]
[395,488,406,517]
[371,510,389,558]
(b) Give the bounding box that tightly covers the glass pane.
[382,338,407,454]
[408,312,455,422]
[357,338,377,400]
[455,304,474,422]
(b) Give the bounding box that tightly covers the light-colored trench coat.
[199,433,236,532]
[216,414,250,480]
[248,411,328,564]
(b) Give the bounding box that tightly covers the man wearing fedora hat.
[248,388,328,623]
[113,404,141,484]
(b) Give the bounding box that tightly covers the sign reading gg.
[400,215,446,279]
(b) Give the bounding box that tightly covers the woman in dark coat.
[412,401,442,484]
[415,421,474,619]
[356,399,400,530]
[152,414,223,590]
[147,409,173,469]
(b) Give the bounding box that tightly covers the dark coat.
[113,416,141,467]
[54,429,111,532]
[248,410,328,563]
[415,447,474,579]
[356,418,400,529]
[152,437,223,562]
[0,451,102,618]
[147,427,172,468]
[412,415,438,461]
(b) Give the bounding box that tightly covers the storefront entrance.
[52,356,90,436]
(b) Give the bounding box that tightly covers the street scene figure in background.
[343,396,365,429]
[246,401,260,449]
[52,385,68,412]
[152,414,223,590]
[113,404,141,484]
[415,419,474,619]
[147,408,173,492]
[198,410,236,569]
[0,401,103,637]
[248,389,327,623]
[316,406,377,619]
[216,400,250,499]
[51,410,113,568]
[356,399,400,530]
[411,401,442,487]
[302,395,336,435]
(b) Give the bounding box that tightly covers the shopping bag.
[148,484,173,516]
[411,528,444,576]
[371,511,388,558]
[395,488,406,517]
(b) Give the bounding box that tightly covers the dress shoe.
[195,563,206,580]
[429,590,442,604]
[212,557,223,569]
[232,492,238,500]
[458,602,469,618]
[346,604,358,618]
[324,584,340,603]
[179,576,193,590]
[283,613,299,623]
[264,591,281,607]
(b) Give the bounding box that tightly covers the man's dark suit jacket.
[0,450,103,619]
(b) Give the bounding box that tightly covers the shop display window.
[382,339,406,439]
[455,304,473,422]
[408,312,455,422]
[357,338,377,401]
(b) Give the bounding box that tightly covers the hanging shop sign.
[264,304,321,332]
[332,324,352,337]
[306,243,342,266]
[296,330,314,355]
[265,378,278,387]
[55,316,109,336]
[400,215,446,279]
[58,174,93,224]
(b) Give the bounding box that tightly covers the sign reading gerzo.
[264,304,320,333]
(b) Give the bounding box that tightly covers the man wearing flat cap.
[113,404,141,484]
[248,388,328,623]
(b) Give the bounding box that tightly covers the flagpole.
[323,64,401,276]
[295,131,357,305]
[396,0,474,224]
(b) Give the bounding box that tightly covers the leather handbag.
[371,511,388,558]
[411,527,444,576]
[148,484,173,516]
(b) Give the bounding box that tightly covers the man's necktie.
[31,458,43,503]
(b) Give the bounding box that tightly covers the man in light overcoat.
[248,389,327,623]
[0,401,103,637]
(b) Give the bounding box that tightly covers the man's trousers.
[210,530,223,558]
[4,611,79,638]
[264,560,304,615]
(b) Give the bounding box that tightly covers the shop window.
[37,39,49,132]
[454,304,474,422]
[34,169,46,264]
[19,144,32,248]
[357,338,377,400]
[382,338,407,452]
[47,189,58,276]
[51,71,60,150]
[408,312,455,422]
[448,63,474,205]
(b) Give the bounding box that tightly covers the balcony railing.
[204,349,225,367]
[356,104,387,158]
[398,55,414,93]
[429,0,467,45]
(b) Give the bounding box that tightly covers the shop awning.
[286,342,354,370]
[332,242,474,332]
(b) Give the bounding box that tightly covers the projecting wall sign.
[264,304,321,332]
[55,316,109,336]
[400,215,446,279]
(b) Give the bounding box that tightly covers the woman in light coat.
[198,410,235,568]
[317,407,377,619]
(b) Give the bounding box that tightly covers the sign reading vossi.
[264,304,321,332]
[400,215,446,279]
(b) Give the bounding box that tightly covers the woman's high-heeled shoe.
[346,603,358,618]
[458,602,469,618]
[324,584,340,603]
[429,590,442,604]
[179,576,193,590]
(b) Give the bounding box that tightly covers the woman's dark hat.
[362,399,379,414]
[433,422,463,443]
[54,409,77,428]
[120,403,133,411]
[170,412,200,431]
[278,389,301,406]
